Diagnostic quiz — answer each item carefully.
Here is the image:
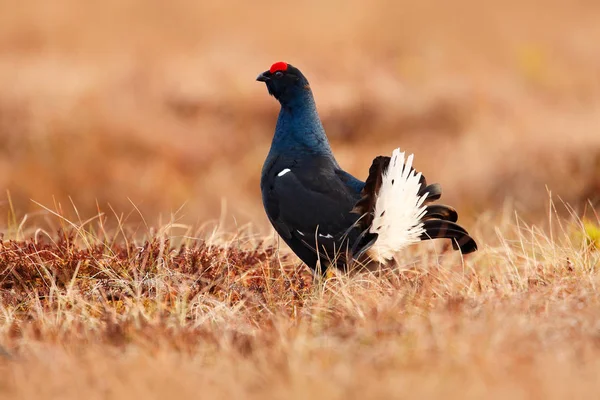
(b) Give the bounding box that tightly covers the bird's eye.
[274,71,284,78]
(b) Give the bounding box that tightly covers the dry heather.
[0,201,598,399]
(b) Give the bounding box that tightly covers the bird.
[257,61,477,274]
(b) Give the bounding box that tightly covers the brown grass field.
[1,0,600,398]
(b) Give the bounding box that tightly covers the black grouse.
[257,61,477,273]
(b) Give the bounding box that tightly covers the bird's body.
[257,62,476,273]
[261,149,364,270]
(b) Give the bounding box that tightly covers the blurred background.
[0,0,599,231]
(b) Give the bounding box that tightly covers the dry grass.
[1,0,600,398]
[0,200,599,398]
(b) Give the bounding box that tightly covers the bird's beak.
[256,71,271,82]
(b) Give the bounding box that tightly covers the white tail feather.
[367,148,428,262]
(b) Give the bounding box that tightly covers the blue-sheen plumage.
[257,62,478,273]
[258,63,371,272]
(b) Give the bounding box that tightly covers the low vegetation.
[0,201,598,398]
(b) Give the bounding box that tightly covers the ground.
[0,0,600,398]
[0,204,598,398]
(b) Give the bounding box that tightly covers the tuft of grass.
[583,219,600,250]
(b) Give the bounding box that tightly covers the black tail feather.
[423,204,458,222]
[420,220,478,254]
[417,173,476,253]
[420,182,442,202]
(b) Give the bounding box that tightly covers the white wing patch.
[277,168,291,177]
[318,233,333,239]
[367,148,428,262]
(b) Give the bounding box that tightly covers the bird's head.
[256,62,311,105]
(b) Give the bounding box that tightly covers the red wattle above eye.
[269,62,288,74]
